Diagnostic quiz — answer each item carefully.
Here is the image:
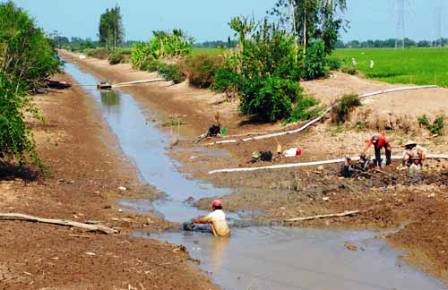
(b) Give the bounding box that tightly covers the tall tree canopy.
[0,1,60,88]
[270,0,347,53]
[98,6,124,49]
[0,1,60,166]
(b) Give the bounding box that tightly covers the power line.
[394,0,413,49]
[434,1,445,47]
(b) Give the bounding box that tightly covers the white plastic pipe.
[205,85,438,146]
[208,154,448,174]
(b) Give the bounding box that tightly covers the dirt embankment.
[61,50,448,284]
[60,50,292,138]
[0,73,216,290]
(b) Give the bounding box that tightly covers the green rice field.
[332,48,448,87]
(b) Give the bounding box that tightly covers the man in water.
[363,134,392,167]
[185,200,230,237]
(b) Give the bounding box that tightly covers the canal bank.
[64,60,447,290]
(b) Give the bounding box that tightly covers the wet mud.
[64,60,448,289]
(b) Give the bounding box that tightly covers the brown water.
[144,227,446,290]
[66,62,447,290]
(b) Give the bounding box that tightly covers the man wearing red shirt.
[363,134,392,167]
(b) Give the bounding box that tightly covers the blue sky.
[6,0,447,42]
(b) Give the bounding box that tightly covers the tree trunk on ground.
[0,213,118,234]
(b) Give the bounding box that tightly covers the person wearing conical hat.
[402,140,427,171]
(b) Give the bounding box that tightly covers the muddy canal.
[65,62,446,290]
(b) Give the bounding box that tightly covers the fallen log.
[208,154,448,174]
[0,213,118,234]
[284,210,361,223]
[204,85,438,146]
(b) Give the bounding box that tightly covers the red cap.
[212,199,222,208]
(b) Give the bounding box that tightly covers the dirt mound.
[301,71,395,104]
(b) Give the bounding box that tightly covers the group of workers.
[189,133,429,238]
[342,133,427,177]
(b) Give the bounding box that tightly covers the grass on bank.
[332,47,448,87]
[192,47,227,56]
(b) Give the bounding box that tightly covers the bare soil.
[61,50,448,285]
[0,73,216,290]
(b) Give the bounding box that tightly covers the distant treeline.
[56,36,448,51]
[336,38,448,49]
[53,36,138,51]
[56,36,239,50]
[194,38,238,48]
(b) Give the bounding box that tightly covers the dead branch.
[284,210,362,223]
[0,213,118,234]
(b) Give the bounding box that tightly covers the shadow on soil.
[0,162,39,182]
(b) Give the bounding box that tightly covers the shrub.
[287,96,321,123]
[432,116,445,135]
[417,115,430,128]
[144,59,162,72]
[108,53,122,65]
[418,114,445,135]
[0,1,60,89]
[131,42,153,69]
[108,49,131,65]
[0,72,39,165]
[332,94,362,124]
[303,40,328,80]
[149,29,193,59]
[240,76,302,122]
[182,53,224,88]
[327,56,342,70]
[226,17,308,121]
[0,1,59,167]
[85,47,110,60]
[341,65,358,75]
[212,67,241,98]
[131,30,193,68]
[158,63,184,84]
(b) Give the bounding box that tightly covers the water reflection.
[209,236,230,270]
[100,90,120,113]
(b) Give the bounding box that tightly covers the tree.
[221,17,311,122]
[149,29,192,58]
[50,30,69,49]
[99,6,124,49]
[0,1,60,89]
[270,0,347,54]
[229,16,256,49]
[0,73,38,165]
[0,1,59,167]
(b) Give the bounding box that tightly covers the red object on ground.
[296,147,303,157]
